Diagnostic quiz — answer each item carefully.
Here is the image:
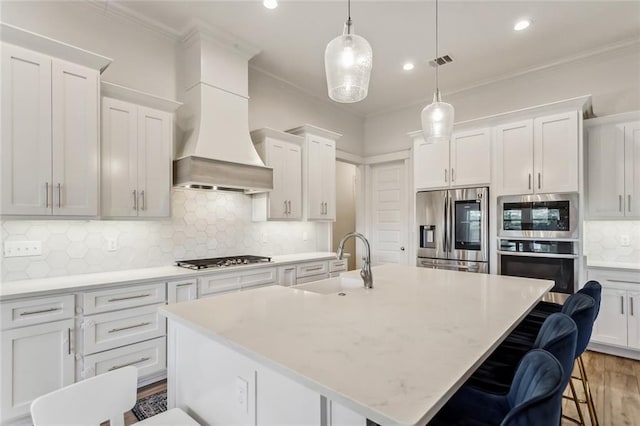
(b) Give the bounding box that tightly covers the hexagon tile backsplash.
[584,220,640,264]
[1,189,323,281]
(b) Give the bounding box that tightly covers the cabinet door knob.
[400,246,405,251]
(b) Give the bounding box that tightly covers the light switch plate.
[3,241,42,257]
[620,235,631,247]
[235,376,248,413]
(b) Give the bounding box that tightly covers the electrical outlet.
[107,237,118,251]
[302,232,308,241]
[620,235,631,247]
[235,377,248,413]
[261,233,268,243]
[3,241,42,257]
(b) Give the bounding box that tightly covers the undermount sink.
[294,276,365,295]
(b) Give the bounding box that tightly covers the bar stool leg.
[561,378,586,425]
[577,355,599,426]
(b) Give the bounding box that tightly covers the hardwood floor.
[125,351,640,426]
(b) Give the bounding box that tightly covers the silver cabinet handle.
[620,195,623,212]
[538,172,541,189]
[528,174,532,190]
[176,282,193,287]
[68,328,71,355]
[45,182,49,207]
[305,266,324,272]
[621,295,625,315]
[107,293,151,302]
[20,307,60,316]
[451,168,455,182]
[57,183,61,208]
[108,321,151,333]
[133,190,137,210]
[444,168,448,183]
[288,200,292,214]
[140,190,145,211]
[629,195,632,213]
[108,357,151,371]
[631,297,634,316]
[284,201,288,215]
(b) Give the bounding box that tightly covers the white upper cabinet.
[251,128,303,221]
[287,125,341,221]
[412,127,491,190]
[1,42,102,216]
[100,83,179,218]
[586,116,640,218]
[496,111,578,196]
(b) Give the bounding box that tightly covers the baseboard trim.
[587,343,640,360]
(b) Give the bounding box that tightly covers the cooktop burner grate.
[175,255,272,270]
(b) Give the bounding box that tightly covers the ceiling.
[114,0,640,117]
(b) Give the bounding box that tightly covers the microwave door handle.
[448,194,454,253]
[443,193,448,254]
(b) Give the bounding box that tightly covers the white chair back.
[30,366,138,426]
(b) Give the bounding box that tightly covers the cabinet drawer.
[82,282,166,315]
[1,294,75,330]
[199,268,277,297]
[296,273,330,285]
[82,304,165,354]
[82,336,166,381]
[167,279,197,304]
[296,261,329,278]
[329,259,347,273]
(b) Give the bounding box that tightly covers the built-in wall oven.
[497,193,579,294]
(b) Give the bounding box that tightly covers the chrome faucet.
[337,232,373,289]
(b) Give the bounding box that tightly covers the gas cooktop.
[175,255,272,270]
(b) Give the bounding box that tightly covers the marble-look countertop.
[586,260,640,272]
[160,264,553,426]
[0,252,346,300]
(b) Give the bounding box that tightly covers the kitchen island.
[159,264,553,426]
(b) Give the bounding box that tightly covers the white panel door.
[591,287,628,347]
[495,120,534,196]
[101,97,138,217]
[624,121,640,217]
[0,319,75,423]
[267,140,287,219]
[450,128,491,187]
[168,280,198,304]
[322,139,337,220]
[285,142,302,220]
[413,137,449,190]
[137,106,172,218]
[533,111,579,194]
[370,161,409,265]
[1,44,52,215]
[586,123,626,218]
[51,59,99,216]
[628,290,640,350]
[306,137,324,219]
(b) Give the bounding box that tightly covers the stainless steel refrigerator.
[416,187,489,273]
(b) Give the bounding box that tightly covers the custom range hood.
[174,26,273,193]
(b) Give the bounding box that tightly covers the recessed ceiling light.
[403,62,415,71]
[514,19,531,31]
[263,0,278,10]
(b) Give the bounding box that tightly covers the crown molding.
[367,36,640,119]
[83,0,182,41]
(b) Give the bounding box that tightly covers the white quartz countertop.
[586,260,640,272]
[0,252,345,300]
[160,264,553,426]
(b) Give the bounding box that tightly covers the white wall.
[364,43,640,156]
[248,69,365,156]
[1,1,179,100]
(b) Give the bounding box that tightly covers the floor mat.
[132,390,167,421]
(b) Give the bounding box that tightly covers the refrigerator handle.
[443,192,448,254]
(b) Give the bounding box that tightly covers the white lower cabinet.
[589,268,640,352]
[296,260,330,284]
[168,279,197,304]
[82,336,166,381]
[277,265,298,286]
[198,268,277,297]
[0,294,76,423]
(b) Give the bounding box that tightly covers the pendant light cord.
[346,0,352,34]
[435,0,439,97]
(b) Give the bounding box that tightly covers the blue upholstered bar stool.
[429,349,564,426]
[468,313,577,395]
[529,281,602,322]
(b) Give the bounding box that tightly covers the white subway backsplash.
[584,220,640,265]
[1,189,322,281]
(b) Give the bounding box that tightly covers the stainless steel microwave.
[498,193,579,240]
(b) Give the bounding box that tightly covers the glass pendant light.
[324,0,373,103]
[421,0,454,142]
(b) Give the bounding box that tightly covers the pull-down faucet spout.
[337,232,373,289]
